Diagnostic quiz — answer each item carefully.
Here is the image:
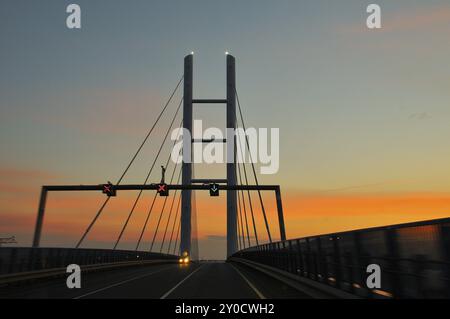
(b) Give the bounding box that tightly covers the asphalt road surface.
[0,262,311,299]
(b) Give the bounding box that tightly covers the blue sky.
[2,0,449,188]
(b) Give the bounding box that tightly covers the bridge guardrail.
[230,217,450,299]
[230,257,360,299]
[0,247,178,276]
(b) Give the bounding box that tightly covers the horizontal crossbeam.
[192,99,227,104]
[33,183,286,248]
[191,179,228,184]
[42,184,280,191]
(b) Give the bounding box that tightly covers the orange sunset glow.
[1,163,450,259]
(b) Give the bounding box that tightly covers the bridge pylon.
[180,54,238,258]
[31,55,286,257]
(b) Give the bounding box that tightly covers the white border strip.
[160,264,204,299]
[230,263,265,299]
[73,266,173,299]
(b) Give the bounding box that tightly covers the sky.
[1,0,450,259]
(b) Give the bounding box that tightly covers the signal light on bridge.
[209,183,219,197]
[157,183,169,197]
[102,182,116,197]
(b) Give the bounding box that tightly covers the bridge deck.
[0,262,310,299]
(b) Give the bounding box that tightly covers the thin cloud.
[409,112,431,120]
[382,5,450,32]
[0,167,61,181]
[315,182,387,193]
[35,88,172,137]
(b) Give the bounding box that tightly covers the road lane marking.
[73,265,175,299]
[230,263,266,299]
[160,264,204,299]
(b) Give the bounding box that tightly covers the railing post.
[296,239,304,277]
[8,248,17,274]
[332,235,343,288]
[344,251,355,294]
[353,232,372,297]
[288,240,295,274]
[385,229,402,298]
[282,241,288,271]
[264,244,269,265]
[413,254,426,298]
[439,223,450,298]
[305,237,312,279]
[316,237,324,283]
[272,243,276,267]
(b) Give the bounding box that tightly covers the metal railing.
[231,217,450,299]
[0,247,178,275]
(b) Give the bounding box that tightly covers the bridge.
[0,55,449,299]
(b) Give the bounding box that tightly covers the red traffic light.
[157,183,169,196]
[102,183,116,197]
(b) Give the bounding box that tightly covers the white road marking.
[230,263,266,299]
[73,265,174,299]
[160,264,204,299]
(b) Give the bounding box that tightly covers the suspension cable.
[75,197,111,249]
[237,191,244,250]
[235,131,244,251]
[236,177,246,249]
[237,157,251,247]
[236,118,259,245]
[135,119,183,251]
[149,190,169,252]
[135,192,157,251]
[75,77,183,249]
[167,194,182,254]
[149,148,181,252]
[173,215,181,255]
[116,76,183,185]
[236,211,241,251]
[113,99,182,250]
[159,168,182,252]
[236,89,272,243]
